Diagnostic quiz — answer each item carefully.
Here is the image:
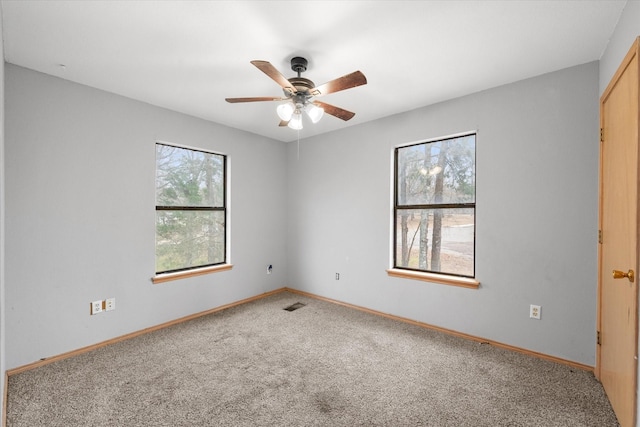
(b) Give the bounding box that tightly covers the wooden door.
[598,37,640,427]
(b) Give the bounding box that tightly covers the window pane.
[395,208,474,277]
[397,135,475,206]
[156,144,224,207]
[156,210,225,273]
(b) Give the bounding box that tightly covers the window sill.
[386,269,480,289]
[153,264,233,284]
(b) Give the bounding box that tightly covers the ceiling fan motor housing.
[289,77,314,92]
[290,56,308,74]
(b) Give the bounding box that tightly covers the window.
[393,133,476,278]
[155,143,227,276]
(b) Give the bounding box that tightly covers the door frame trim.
[597,36,640,426]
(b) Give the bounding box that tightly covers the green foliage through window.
[394,134,476,277]
[155,143,226,274]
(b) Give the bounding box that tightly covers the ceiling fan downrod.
[287,57,315,95]
[290,56,308,77]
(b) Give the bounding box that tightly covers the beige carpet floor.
[7,291,619,426]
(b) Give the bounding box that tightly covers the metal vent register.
[283,302,306,312]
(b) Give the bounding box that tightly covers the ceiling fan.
[225,57,367,130]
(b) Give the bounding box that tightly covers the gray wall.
[0,2,6,416]
[4,65,288,369]
[287,62,600,365]
[2,20,622,415]
[599,0,640,96]
[597,1,640,424]
[3,56,602,377]
[2,2,635,421]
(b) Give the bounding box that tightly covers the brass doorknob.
[613,269,635,282]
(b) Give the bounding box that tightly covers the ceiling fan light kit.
[276,102,294,121]
[305,103,324,123]
[288,111,303,130]
[226,56,367,130]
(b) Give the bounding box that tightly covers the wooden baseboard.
[5,285,592,380]
[284,287,594,372]
[2,285,593,427]
[6,288,287,377]
[3,289,291,427]
[3,372,7,427]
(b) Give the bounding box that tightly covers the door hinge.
[597,330,601,346]
[598,230,603,244]
[600,128,604,142]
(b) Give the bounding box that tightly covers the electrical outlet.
[105,298,115,311]
[530,304,541,320]
[91,300,103,315]
[336,273,340,280]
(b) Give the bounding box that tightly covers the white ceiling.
[0,1,627,142]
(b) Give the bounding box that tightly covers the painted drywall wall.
[598,2,640,424]
[599,0,640,95]
[287,62,599,366]
[4,64,288,370]
[0,2,6,419]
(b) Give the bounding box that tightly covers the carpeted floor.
[7,291,619,426]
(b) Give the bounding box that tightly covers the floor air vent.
[284,302,306,312]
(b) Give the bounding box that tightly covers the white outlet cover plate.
[91,300,103,315]
[530,304,541,320]
[105,298,115,311]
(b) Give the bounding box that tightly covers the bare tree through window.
[155,143,226,274]
[394,134,475,277]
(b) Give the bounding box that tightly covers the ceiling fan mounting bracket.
[290,56,308,75]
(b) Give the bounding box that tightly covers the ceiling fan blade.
[278,120,289,127]
[225,96,285,103]
[251,60,296,95]
[311,71,367,96]
[313,101,356,121]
